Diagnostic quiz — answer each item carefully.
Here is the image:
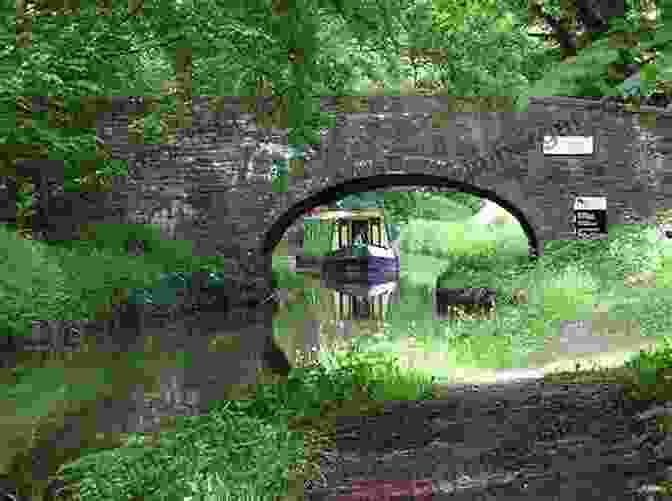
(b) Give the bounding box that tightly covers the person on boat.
[353,228,369,244]
[352,230,369,257]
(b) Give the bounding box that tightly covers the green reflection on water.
[272,246,668,385]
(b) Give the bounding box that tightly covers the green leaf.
[640,62,658,95]
[71,80,105,94]
[641,63,657,82]
[639,25,672,50]
[514,37,621,110]
[494,11,516,33]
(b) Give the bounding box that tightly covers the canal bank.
[4,192,672,500]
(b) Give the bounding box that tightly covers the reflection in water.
[334,319,354,343]
[7,259,666,496]
[272,269,668,387]
[0,308,282,495]
[302,319,321,366]
[325,279,399,321]
[272,276,401,368]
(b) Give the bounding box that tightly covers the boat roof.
[304,208,387,221]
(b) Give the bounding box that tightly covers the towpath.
[305,376,667,500]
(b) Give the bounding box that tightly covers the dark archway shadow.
[262,174,540,261]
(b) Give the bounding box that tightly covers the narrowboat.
[311,208,400,283]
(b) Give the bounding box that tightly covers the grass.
[275,194,672,494]
[0,221,232,347]
[375,198,672,382]
[0,220,435,500]
[4,194,672,500]
[42,338,434,501]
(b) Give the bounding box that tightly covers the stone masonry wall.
[528,96,672,233]
[19,95,672,297]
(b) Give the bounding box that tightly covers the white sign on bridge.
[543,136,594,155]
[573,196,607,239]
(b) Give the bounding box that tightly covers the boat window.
[337,221,343,249]
[352,220,369,244]
[371,218,381,246]
[335,219,352,249]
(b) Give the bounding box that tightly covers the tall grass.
[46,333,436,501]
[315,197,672,390]
[6,195,672,500]
[399,217,528,262]
[1,220,437,501]
[0,221,230,343]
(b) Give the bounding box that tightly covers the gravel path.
[305,377,671,500]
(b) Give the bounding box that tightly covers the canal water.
[0,303,282,495]
[1,234,668,497]
[271,238,667,387]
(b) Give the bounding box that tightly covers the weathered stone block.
[434,287,497,322]
[435,287,497,308]
[26,94,665,294]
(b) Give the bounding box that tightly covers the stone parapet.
[16,95,667,289]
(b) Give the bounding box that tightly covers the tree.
[428,0,671,111]
[397,0,560,104]
[326,190,415,236]
[516,0,672,110]
[3,1,151,235]
[8,0,661,240]
[1,0,419,235]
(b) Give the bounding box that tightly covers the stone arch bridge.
[16,95,672,302]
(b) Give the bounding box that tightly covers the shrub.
[0,224,73,342]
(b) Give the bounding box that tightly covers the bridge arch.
[262,173,540,260]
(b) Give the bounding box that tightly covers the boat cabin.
[306,208,392,251]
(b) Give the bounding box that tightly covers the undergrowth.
[3,195,672,500]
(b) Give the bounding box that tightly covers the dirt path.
[305,377,668,500]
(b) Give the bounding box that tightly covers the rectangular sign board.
[573,196,607,239]
[544,136,594,155]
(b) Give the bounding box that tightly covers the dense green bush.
[434,191,483,215]
[0,221,235,337]
[411,194,477,221]
[0,224,74,341]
